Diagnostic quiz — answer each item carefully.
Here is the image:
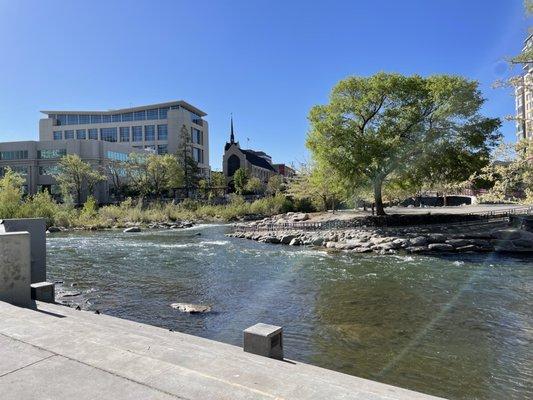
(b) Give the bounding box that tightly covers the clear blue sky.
[0,0,529,170]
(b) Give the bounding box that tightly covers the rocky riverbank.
[227,213,533,254]
[46,220,196,233]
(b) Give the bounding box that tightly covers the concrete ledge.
[0,301,445,400]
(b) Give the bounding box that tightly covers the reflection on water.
[47,225,532,400]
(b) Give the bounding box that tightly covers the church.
[222,118,277,186]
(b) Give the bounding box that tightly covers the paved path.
[0,301,444,400]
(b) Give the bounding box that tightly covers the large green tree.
[55,155,105,205]
[177,124,200,197]
[307,73,501,215]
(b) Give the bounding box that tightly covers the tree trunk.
[373,180,386,216]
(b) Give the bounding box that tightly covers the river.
[46,224,532,400]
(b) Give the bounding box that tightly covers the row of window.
[53,125,169,142]
[106,151,129,162]
[49,106,179,126]
[38,149,67,159]
[131,144,168,155]
[0,150,29,160]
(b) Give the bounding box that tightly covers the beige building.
[0,139,143,203]
[222,119,277,186]
[515,34,533,141]
[39,100,210,176]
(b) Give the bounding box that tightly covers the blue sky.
[0,0,529,170]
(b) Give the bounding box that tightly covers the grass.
[2,190,299,229]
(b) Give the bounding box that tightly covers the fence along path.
[235,206,533,232]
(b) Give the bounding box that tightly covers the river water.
[46,224,532,400]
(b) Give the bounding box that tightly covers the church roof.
[241,149,276,171]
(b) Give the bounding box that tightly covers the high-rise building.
[515,34,533,141]
[39,100,210,176]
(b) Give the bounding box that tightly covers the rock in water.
[123,226,141,233]
[170,303,212,314]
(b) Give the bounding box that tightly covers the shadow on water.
[46,226,533,400]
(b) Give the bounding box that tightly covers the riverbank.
[227,212,533,254]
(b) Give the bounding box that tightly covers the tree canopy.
[307,72,501,214]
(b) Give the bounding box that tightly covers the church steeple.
[230,115,235,144]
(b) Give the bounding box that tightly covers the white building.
[515,34,533,141]
[39,100,210,176]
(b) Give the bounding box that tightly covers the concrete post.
[31,282,55,303]
[243,323,284,360]
[0,231,32,307]
[0,218,46,283]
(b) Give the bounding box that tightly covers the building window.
[191,128,202,145]
[106,151,128,162]
[102,115,112,123]
[159,107,169,119]
[145,145,156,152]
[64,130,74,139]
[144,125,155,141]
[39,165,60,175]
[76,129,86,139]
[79,115,90,124]
[192,147,203,163]
[132,126,143,141]
[53,131,62,140]
[67,114,79,125]
[112,114,121,123]
[88,128,98,140]
[134,110,146,121]
[37,149,66,159]
[0,150,29,160]
[100,127,117,142]
[157,124,168,140]
[57,114,67,126]
[119,127,130,142]
[157,144,168,155]
[191,112,203,126]
[146,109,158,120]
[90,115,102,124]
[122,112,133,122]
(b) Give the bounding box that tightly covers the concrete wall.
[0,218,46,283]
[0,231,32,307]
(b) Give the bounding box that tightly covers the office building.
[39,100,210,176]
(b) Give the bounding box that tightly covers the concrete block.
[31,282,55,303]
[0,218,46,283]
[243,323,283,360]
[0,231,32,307]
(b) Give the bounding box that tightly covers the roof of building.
[41,100,207,117]
[241,149,276,171]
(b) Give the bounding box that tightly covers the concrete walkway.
[0,301,444,400]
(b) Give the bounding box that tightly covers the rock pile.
[227,215,533,254]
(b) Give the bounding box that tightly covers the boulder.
[289,238,302,246]
[47,226,61,233]
[123,226,141,233]
[325,241,337,249]
[427,233,446,243]
[280,235,296,244]
[492,229,533,252]
[312,238,325,246]
[406,246,428,253]
[428,243,453,252]
[264,236,281,244]
[292,213,309,222]
[409,236,428,246]
[170,303,211,314]
[446,239,472,248]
